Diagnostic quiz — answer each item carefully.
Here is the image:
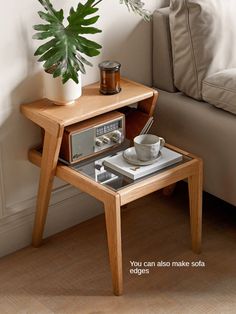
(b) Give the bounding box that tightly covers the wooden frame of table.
[21,78,202,296]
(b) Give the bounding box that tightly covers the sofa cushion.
[202,69,236,115]
[169,0,236,100]
[153,8,176,92]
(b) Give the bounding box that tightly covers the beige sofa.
[151,0,236,206]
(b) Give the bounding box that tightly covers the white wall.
[0,0,161,257]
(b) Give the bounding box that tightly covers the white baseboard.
[0,192,103,258]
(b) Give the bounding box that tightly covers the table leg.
[137,91,158,116]
[32,128,64,247]
[188,161,203,254]
[104,195,123,296]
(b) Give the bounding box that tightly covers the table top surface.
[21,78,156,127]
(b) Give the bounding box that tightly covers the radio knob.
[102,136,111,144]
[95,138,103,147]
[111,130,122,143]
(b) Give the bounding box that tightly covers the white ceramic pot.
[43,71,82,105]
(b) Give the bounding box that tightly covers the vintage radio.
[60,111,125,164]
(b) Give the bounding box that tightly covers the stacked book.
[103,147,183,180]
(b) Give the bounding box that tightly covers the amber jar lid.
[98,61,121,71]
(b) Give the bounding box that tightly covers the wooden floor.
[1,182,236,314]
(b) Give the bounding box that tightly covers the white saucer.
[123,147,162,166]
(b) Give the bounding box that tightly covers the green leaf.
[74,26,102,34]
[33,0,151,84]
[80,15,99,26]
[78,36,102,49]
[43,50,63,69]
[33,0,102,84]
[34,39,56,56]
[79,45,100,57]
[38,0,64,22]
[52,63,63,78]
[38,47,57,61]
[38,11,58,23]
[120,0,151,21]
[32,31,53,40]
[76,54,93,67]
[33,24,51,31]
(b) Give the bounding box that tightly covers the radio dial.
[111,130,122,143]
[95,138,103,147]
[102,136,111,144]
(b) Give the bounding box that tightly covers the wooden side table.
[21,78,202,296]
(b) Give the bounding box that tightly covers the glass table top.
[69,143,192,192]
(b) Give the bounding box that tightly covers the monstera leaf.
[33,0,151,84]
[33,0,102,84]
[120,0,151,21]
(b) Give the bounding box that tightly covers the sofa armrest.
[153,7,176,92]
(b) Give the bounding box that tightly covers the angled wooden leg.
[32,127,64,247]
[104,195,123,296]
[188,160,203,254]
[137,90,158,116]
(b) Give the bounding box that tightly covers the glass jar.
[98,61,121,95]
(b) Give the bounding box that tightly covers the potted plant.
[33,0,150,105]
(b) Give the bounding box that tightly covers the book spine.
[133,156,183,180]
[103,161,134,180]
